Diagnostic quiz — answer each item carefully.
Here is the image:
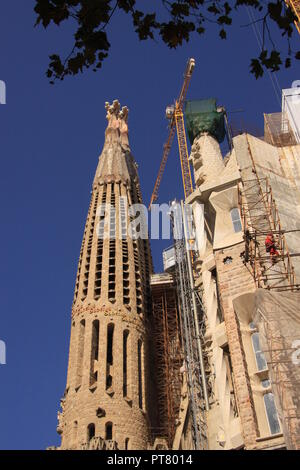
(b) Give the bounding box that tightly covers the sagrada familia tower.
[56,100,153,450]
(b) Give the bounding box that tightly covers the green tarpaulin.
[185,98,226,145]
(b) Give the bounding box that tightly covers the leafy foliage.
[34,0,300,82]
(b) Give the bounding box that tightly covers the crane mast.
[149,58,195,208]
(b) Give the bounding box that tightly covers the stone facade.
[214,246,258,448]
[173,125,300,450]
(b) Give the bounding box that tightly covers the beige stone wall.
[60,306,149,450]
[214,245,259,449]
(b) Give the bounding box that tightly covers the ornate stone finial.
[104,100,130,147]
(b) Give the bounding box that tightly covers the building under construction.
[51,59,300,451]
[149,74,300,450]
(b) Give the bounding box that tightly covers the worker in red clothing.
[265,233,279,264]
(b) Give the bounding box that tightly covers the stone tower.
[56,100,152,450]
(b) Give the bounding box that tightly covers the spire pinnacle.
[104,99,129,147]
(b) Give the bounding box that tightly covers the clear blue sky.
[0,1,298,449]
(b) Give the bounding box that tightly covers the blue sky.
[0,1,298,449]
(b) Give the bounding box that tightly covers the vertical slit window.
[76,320,85,388]
[106,324,114,390]
[133,240,142,314]
[94,186,106,300]
[81,191,99,300]
[120,196,130,305]
[105,422,113,440]
[138,339,143,409]
[108,185,116,301]
[87,423,95,442]
[123,330,129,397]
[90,320,99,386]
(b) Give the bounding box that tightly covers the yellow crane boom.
[149,58,195,209]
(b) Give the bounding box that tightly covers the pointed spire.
[94,100,137,184]
[104,99,130,148]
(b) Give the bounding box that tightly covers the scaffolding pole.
[151,276,182,447]
[238,139,300,291]
[172,201,208,450]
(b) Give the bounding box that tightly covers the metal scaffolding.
[171,201,209,450]
[151,273,182,447]
[239,175,300,291]
[237,133,300,449]
[264,112,298,147]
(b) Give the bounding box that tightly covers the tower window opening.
[90,320,99,386]
[105,422,113,440]
[125,438,130,450]
[81,191,99,300]
[108,237,116,300]
[138,339,143,409]
[94,186,106,300]
[123,330,129,397]
[87,423,95,442]
[230,207,242,233]
[107,324,114,365]
[106,324,114,390]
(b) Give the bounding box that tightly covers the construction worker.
[265,232,279,264]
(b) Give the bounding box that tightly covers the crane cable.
[245,6,282,108]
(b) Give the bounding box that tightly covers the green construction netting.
[185,98,226,145]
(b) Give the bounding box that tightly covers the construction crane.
[149,58,195,209]
[286,0,300,33]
